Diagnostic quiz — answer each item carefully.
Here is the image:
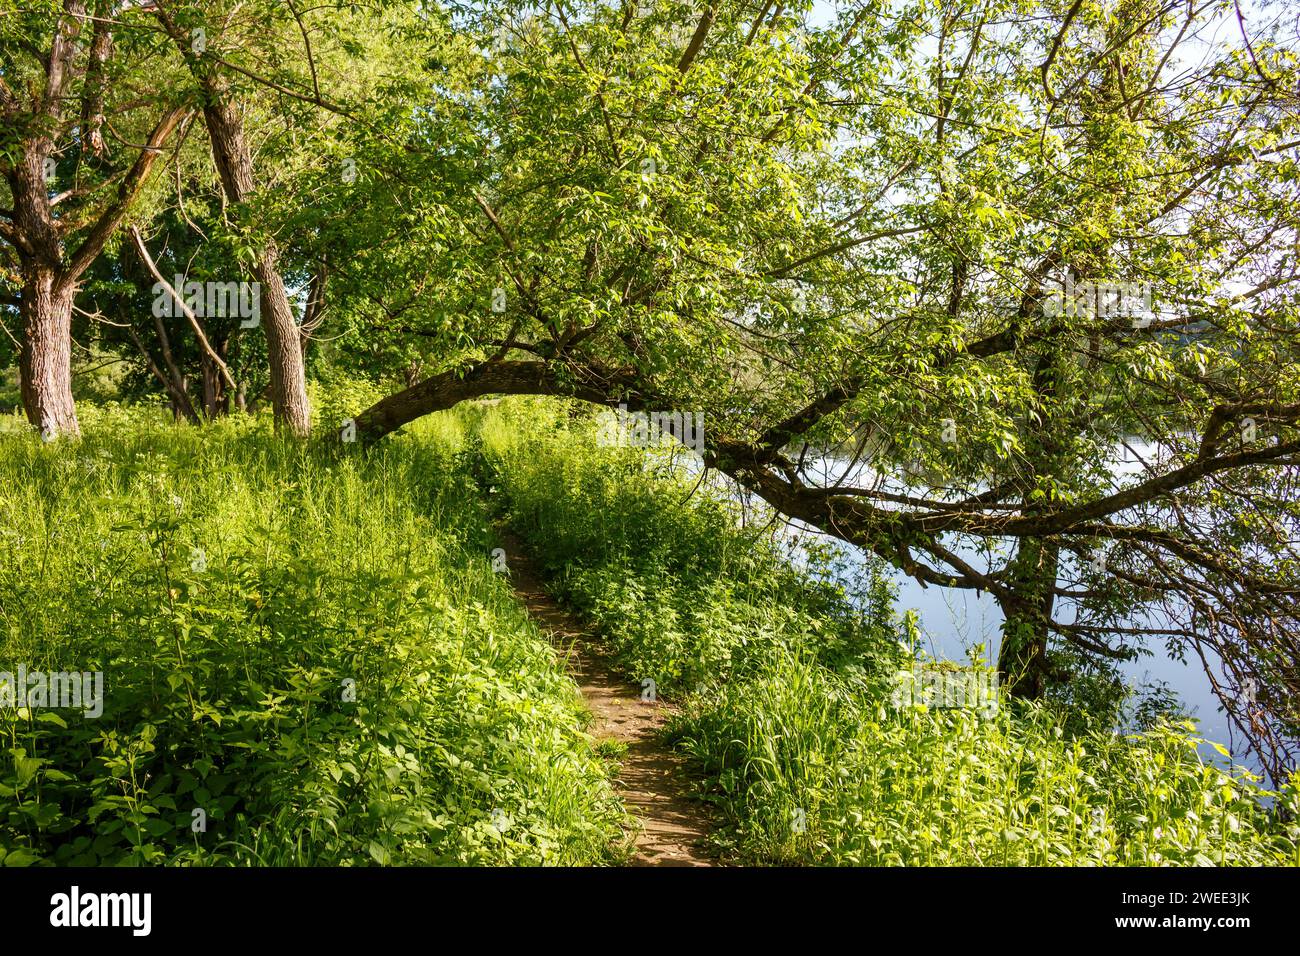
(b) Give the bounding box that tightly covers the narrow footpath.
[498,532,715,866]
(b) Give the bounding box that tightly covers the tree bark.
[200,335,231,419]
[19,267,78,436]
[245,250,311,435]
[192,84,310,432]
[153,1,310,434]
[351,359,642,441]
[996,537,1060,699]
[202,101,309,434]
[3,40,185,439]
[300,261,328,362]
[147,297,199,424]
[992,311,1070,698]
[126,322,199,425]
[8,39,78,437]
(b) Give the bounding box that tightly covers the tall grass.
[477,397,1300,865]
[6,395,1294,868]
[0,405,626,865]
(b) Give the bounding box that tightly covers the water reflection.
[669,442,1259,773]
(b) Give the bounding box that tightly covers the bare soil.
[499,532,715,867]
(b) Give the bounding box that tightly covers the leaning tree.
[138,0,1300,777]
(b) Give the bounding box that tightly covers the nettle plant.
[0,419,625,865]
[6,0,1293,780]
[469,399,1300,866]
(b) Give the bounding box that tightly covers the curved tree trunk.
[351,360,642,441]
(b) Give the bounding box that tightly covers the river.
[666,439,1261,774]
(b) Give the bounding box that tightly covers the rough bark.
[994,325,1069,698]
[3,36,186,438]
[152,0,310,434]
[164,31,310,433]
[19,267,79,436]
[8,32,78,436]
[996,537,1060,699]
[198,95,309,433]
[244,250,311,435]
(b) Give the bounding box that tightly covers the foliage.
[478,399,900,694]
[0,407,625,865]
[476,397,1300,865]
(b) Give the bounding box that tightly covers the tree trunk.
[149,297,199,424]
[125,321,199,425]
[996,536,1060,699]
[19,268,78,437]
[300,262,328,362]
[2,7,184,436]
[10,122,77,438]
[247,247,311,434]
[199,96,310,435]
[351,359,642,442]
[200,335,231,419]
[150,2,309,434]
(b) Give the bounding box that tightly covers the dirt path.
[499,533,714,867]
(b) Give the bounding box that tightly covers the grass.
[3,395,1296,867]
[0,404,626,865]
[476,396,1300,866]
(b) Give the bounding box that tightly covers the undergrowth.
[477,397,1300,866]
[0,405,625,866]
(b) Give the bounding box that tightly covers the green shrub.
[0,409,625,866]
[675,663,1300,865]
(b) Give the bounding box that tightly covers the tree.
[324,1,1298,778]
[0,0,188,436]
[147,0,313,435]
